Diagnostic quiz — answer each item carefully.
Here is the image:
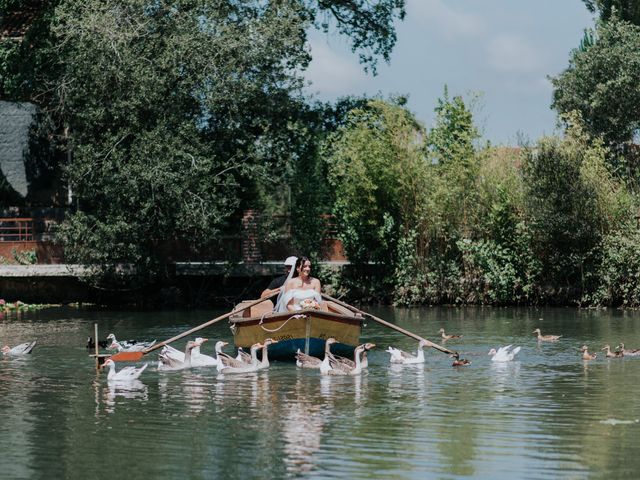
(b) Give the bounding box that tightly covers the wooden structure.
[229,299,363,360]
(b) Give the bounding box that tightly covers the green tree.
[0,0,406,286]
[325,99,429,285]
[522,115,632,296]
[307,0,405,72]
[47,1,312,284]
[582,0,640,24]
[425,88,481,250]
[551,19,640,149]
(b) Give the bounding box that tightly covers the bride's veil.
[274,257,297,312]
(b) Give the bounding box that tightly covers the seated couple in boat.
[266,256,322,312]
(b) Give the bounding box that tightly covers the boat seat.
[251,300,274,317]
[231,299,275,319]
[326,301,353,316]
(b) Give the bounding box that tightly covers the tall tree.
[0,0,405,285]
[582,0,640,24]
[551,19,640,149]
[326,99,428,274]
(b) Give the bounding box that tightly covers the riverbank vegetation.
[2,1,640,307]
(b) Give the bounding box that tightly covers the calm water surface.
[1,306,640,479]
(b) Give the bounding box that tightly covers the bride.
[274,256,322,312]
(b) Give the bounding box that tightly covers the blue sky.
[304,0,595,145]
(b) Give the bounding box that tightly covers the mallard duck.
[386,339,428,364]
[488,345,521,362]
[86,337,109,349]
[2,340,36,355]
[452,357,471,367]
[438,328,462,341]
[580,345,597,361]
[257,338,278,370]
[332,342,375,369]
[295,338,337,369]
[325,344,373,376]
[616,343,640,357]
[101,358,148,382]
[158,338,207,371]
[532,329,561,341]
[602,344,623,358]
[219,343,262,374]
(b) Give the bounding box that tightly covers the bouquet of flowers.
[299,298,320,310]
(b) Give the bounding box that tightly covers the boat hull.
[230,309,362,360]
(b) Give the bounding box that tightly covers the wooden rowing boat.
[229,298,363,360]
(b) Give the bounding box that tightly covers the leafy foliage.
[551,19,640,148]
[587,229,640,307]
[310,0,405,72]
[1,0,407,287]
[325,99,429,283]
[522,115,633,297]
[41,1,313,284]
[582,0,640,24]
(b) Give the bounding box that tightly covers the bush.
[587,229,640,307]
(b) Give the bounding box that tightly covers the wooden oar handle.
[142,289,281,355]
[111,289,281,362]
[321,293,458,358]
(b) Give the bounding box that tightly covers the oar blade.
[110,351,144,362]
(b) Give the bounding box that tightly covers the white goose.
[157,339,206,371]
[102,358,148,382]
[159,338,223,367]
[2,340,36,356]
[488,345,521,362]
[386,340,428,365]
[295,338,338,369]
[218,343,262,374]
[325,344,373,376]
[257,338,278,370]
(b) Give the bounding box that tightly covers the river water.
[1,305,639,479]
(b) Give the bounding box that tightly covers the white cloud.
[303,39,369,97]
[486,33,546,74]
[408,0,486,40]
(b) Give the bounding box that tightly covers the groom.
[260,256,297,298]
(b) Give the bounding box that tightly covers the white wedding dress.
[276,288,322,312]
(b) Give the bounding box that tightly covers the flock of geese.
[96,327,498,382]
[4,325,639,383]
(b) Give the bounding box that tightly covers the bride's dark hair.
[294,256,310,277]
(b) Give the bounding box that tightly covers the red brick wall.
[0,241,64,264]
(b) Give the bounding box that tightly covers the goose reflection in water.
[102,380,148,414]
[489,360,521,397]
[387,360,427,403]
[282,376,334,475]
[281,401,326,475]
[212,371,269,411]
[180,372,210,413]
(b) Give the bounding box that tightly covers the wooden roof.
[0,1,45,40]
